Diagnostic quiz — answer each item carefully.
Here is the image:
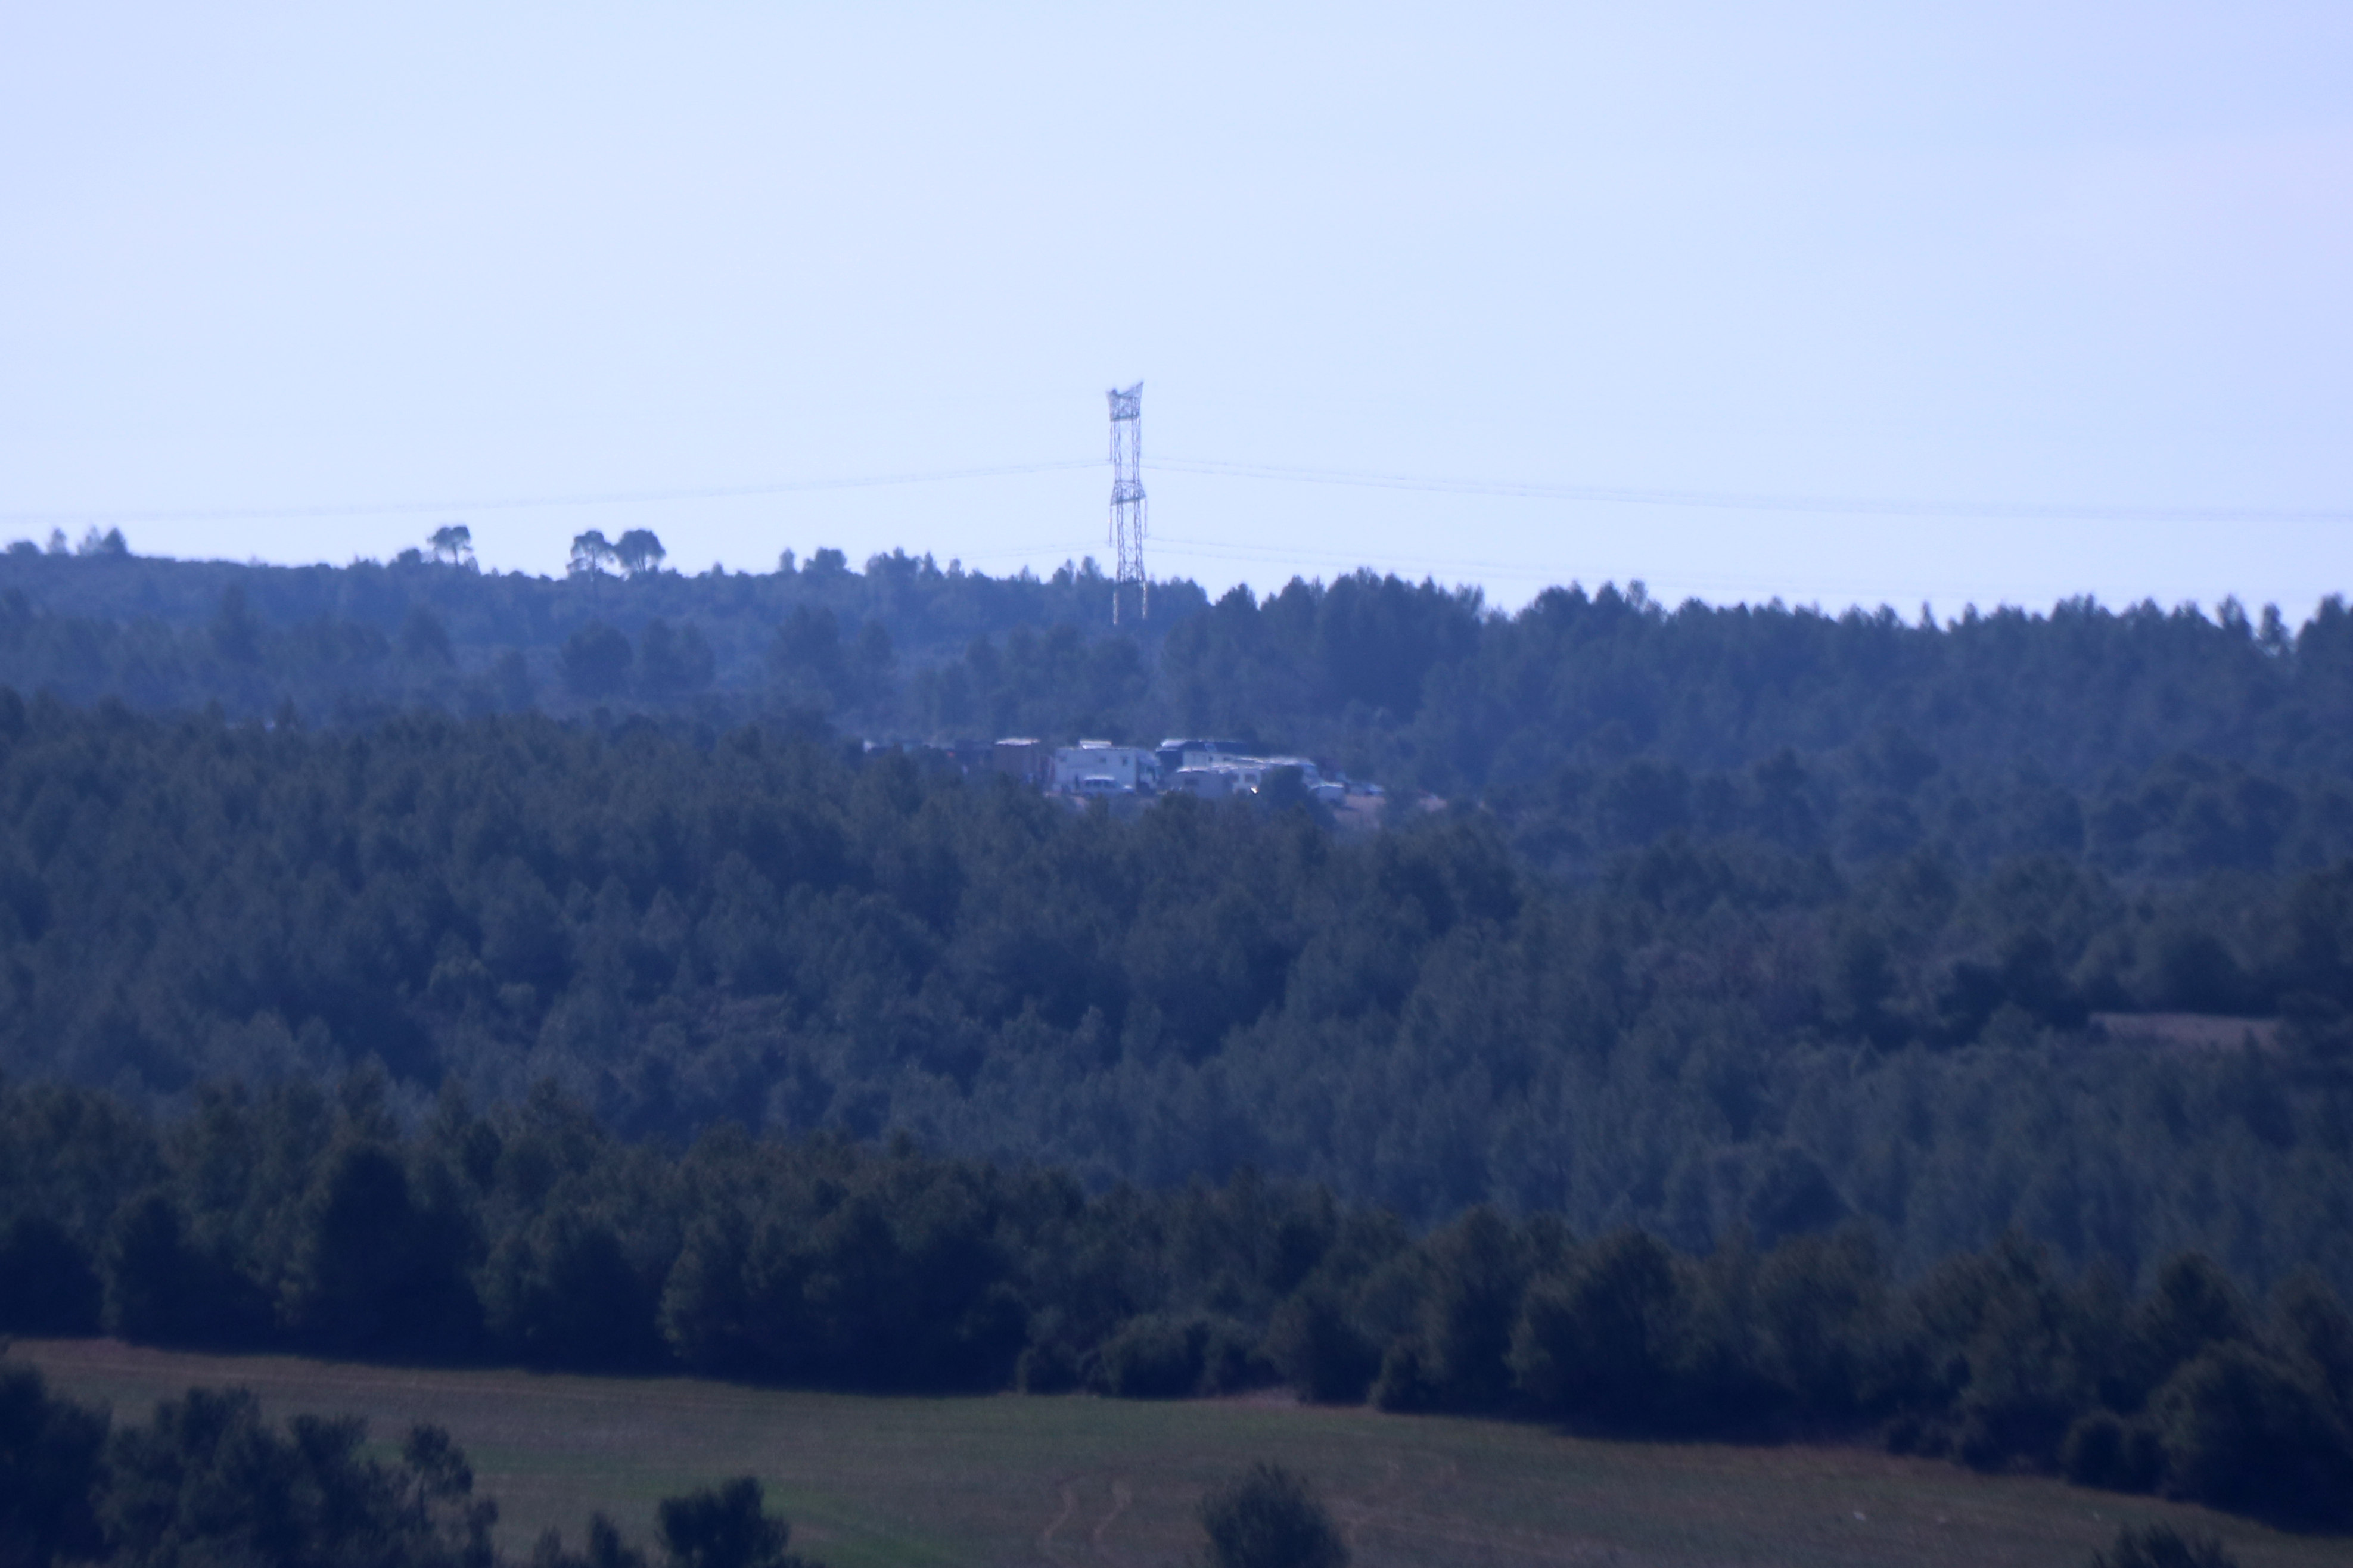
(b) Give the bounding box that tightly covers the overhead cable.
[1146,457,2353,524]
[5,453,2343,529]
[0,461,1100,527]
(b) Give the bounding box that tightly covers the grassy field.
[14,1339,2350,1568]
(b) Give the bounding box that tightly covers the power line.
[1146,456,2353,525]
[792,528,2307,608]
[976,530,2174,611]
[1146,533,2131,606]
[4,452,2343,531]
[0,460,1101,527]
[944,539,1104,564]
[1153,533,1761,592]
[1155,533,1550,578]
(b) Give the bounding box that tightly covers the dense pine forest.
[2,537,2351,1526]
[0,698,2348,1283]
[7,541,2352,812]
[3,1079,2351,1527]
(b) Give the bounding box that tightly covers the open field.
[14,1339,2349,1568]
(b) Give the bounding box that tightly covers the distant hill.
[0,540,1206,731]
[4,540,2349,883]
[5,541,2351,1528]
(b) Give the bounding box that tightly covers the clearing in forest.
[14,1338,2349,1568]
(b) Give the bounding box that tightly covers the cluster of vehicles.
[1034,738,1384,808]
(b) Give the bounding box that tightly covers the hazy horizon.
[5,3,2348,621]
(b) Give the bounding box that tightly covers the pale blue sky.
[4,4,2348,618]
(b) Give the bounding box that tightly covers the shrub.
[2150,1345,2353,1526]
[1509,1230,1684,1430]
[99,1387,496,1568]
[1911,1234,2084,1470]
[561,623,633,698]
[2270,1271,2353,1427]
[100,1193,266,1348]
[1263,1289,1379,1405]
[1368,1337,1440,1413]
[1089,1314,1264,1399]
[280,1141,480,1358]
[2060,1410,2163,1493]
[529,1514,648,1568]
[1197,1462,1348,1568]
[0,1362,107,1568]
[655,1476,814,1568]
[0,1215,101,1334]
[1015,1339,1081,1394]
[1416,1207,1528,1411]
[2085,1522,2239,1568]
[1089,1314,1205,1398]
[1198,1318,1275,1395]
[2128,1255,2253,1403]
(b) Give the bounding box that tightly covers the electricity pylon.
[1108,382,1146,623]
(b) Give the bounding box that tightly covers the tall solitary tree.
[428,524,474,565]
[569,531,617,578]
[614,530,667,577]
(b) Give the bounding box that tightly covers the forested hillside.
[4,1078,2351,1526]
[0,542,1200,730]
[5,539,2353,1525]
[0,698,2345,1295]
[6,544,2351,827]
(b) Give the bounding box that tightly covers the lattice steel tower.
[1107,382,1147,623]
